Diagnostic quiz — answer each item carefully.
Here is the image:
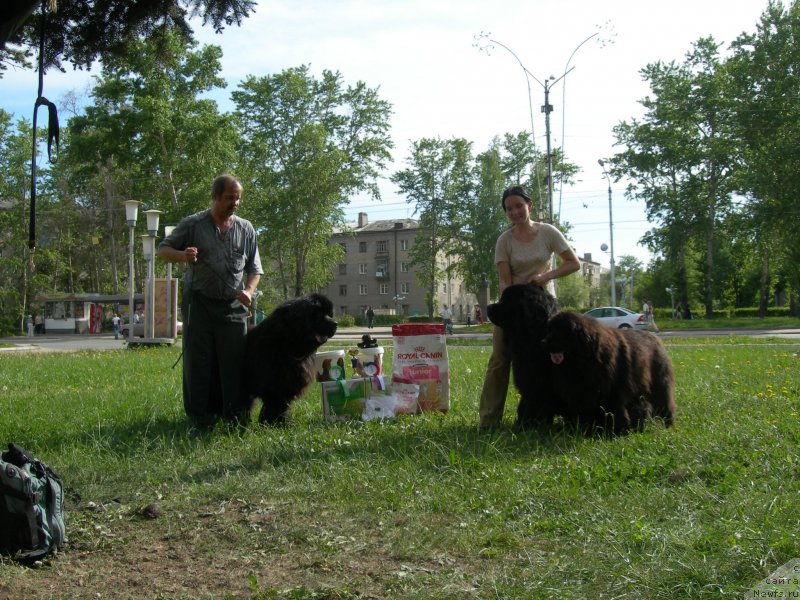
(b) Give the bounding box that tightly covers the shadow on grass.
[49,407,655,490]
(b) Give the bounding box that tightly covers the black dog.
[486,283,560,428]
[543,311,676,434]
[243,293,337,424]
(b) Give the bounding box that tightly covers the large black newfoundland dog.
[486,283,560,428]
[243,293,337,424]
[544,311,676,434]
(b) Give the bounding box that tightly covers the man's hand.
[184,247,198,264]
[237,289,253,307]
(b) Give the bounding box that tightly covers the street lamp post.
[163,225,175,337]
[122,200,141,342]
[598,160,616,307]
[142,210,161,340]
[140,234,155,338]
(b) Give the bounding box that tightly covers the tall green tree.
[612,38,737,318]
[63,31,237,295]
[0,112,34,330]
[728,0,800,316]
[452,140,506,298]
[392,137,474,315]
[232,65,393,298]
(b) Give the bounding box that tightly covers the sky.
[1,0,771,266]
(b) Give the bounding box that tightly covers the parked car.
[120,321,182,338]
[120,321,144,338]
[583,306,646,329]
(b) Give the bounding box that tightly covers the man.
[440,304,453,335]
[157,174,263,427]
[365,305,374,329]
[111,313,121,340]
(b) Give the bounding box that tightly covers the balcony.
[375,270,390,280]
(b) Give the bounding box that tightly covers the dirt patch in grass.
[0,499,481,599]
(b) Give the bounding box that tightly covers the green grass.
[656,315,799,330]
[1,340,799,598]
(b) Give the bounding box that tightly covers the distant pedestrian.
[26,314,34,337]
[440,305,454,335]
[34,313,43,334]
[111,313,121,339]
[475,306,484,325]
[643,300,659,332]
[365,305,375,329]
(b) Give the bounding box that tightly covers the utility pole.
[598,160,616,306]
[542,79,554,225]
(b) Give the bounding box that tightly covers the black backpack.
[0,443,66,562]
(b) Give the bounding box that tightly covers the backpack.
[0,443,66,562]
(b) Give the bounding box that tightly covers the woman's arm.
[528,248,581,287]
[497,261,513,294]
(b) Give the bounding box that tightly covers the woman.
[479,185,581,429]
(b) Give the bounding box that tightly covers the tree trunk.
[703,191,716,319]
[758,245,769,318]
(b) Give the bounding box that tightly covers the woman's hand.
[528,272,550,287]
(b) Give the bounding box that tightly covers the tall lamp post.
[142,210,161,339]
[598,159,616,306]
[164,225,175,338]
[122,200,141,342]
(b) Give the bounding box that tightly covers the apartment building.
[323,213,477,320]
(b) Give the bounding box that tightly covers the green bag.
[0,443,65,562]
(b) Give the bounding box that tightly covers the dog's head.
[259,293,337,356]
[543,311,599,365]
[487,284,558,338]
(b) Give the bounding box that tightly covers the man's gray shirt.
[159,209,263,301]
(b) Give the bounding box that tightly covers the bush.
[733,306,793,318]
[407,314,436,323]
[336,313,356,327]
[0,315,19,337]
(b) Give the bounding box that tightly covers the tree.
[392,137,475,315]
[0,0,255,75]
[451,141,506,298]
[612,38,737,318]
[728,0,800,316]
[232,65,393,298]
[0,113,39,330]
[61,31,237,298]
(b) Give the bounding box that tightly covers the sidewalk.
[0,325,492,353]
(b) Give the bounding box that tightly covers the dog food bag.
[391,323,450,412]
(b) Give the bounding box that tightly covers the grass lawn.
[1,338,799,599]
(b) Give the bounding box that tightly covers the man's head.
[211,174,243,220]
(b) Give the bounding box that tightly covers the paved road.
[1,326,799,353]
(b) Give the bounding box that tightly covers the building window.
[339,263,347,275]
[359,284,368,296]
[340,306,348,315]
[359,263,368,275]
[376,240,388,252]
[379,284,388,295]
[400,239,409,251]
[339,285,347,296]
[359,241,367,253]
[400,261,409,273]
[400,282,409,294]
[339,242,347,253]
[442,283,447,293]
